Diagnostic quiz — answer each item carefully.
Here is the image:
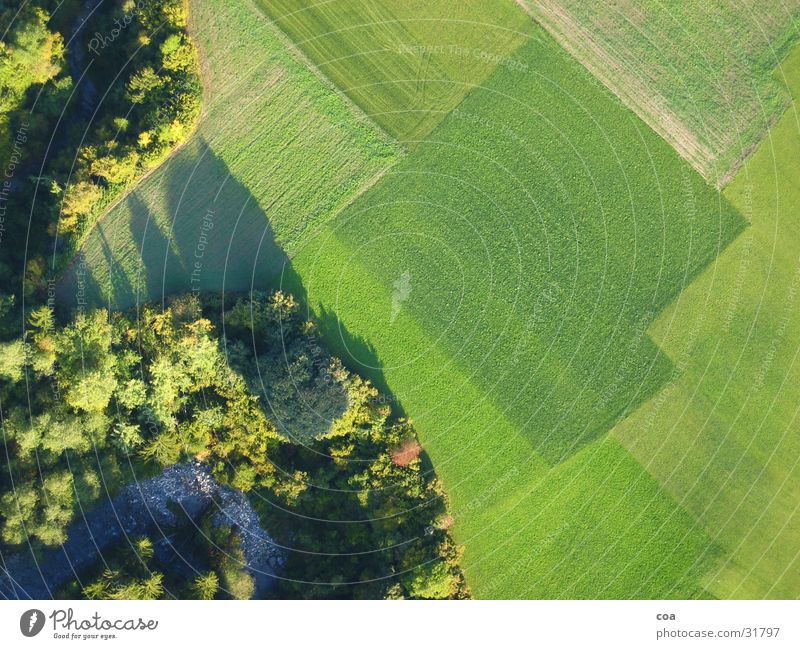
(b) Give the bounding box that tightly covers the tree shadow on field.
[58,136,288,311]
[274,262,439,475]
[274,261,419,410]
[54,250,107,319]
[127,191,186,308]
[314,301,438,474]
[96,227,135,307]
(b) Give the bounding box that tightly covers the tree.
[60,181,103,230]
[403,559,461,600]
[36,471,75,545]
[0,471,74,546]
[28,305,56,375]
[90,150,140,186]
[112,573,164,600]
[28,305,54,334]
[0,339,26,381]
[160,34,196,73]
[193,572,219,600]
[55,311,117,412]
[218,549,255,601]
[0,484,38,545]
[126,66,163,105]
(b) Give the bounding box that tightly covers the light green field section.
[278,239,718,600]
[256,0,532,144]
[519,0,800,185]
[612,48,800,599]
[57,0,397,310]
[461,437,718,599]
[278,30,744,597]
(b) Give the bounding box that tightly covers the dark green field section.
[257,0,532,143]
[279,30,744,596]
[286,33,745,465]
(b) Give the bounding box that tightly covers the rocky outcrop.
[0,463,285,600]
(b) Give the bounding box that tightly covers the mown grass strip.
[256,0,533,144]
[57,0,398,310]
[612,46,800,599]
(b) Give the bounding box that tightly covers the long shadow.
[53,251,106,319]
[127,191,185,307]
[273,261,406,422]
[97,226,136,307]
[58,137,288,311]
[163,137,288,303]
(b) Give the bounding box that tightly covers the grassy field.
[57,0,397,309]
[519,0,800,185]
[278,29,745,597]
[56,0,800,600]
[256,0,532,144]
[611,47,800,599]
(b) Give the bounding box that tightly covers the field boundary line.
[285,161,396,262]
[61,0,400,287]
[248,0,402,152]
[516,0,800,189]
[515,0,718,184]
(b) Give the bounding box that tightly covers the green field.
[520,0,800,185]
[277,30,744,596]
[257,0,532,144]
[57,0,397,309]
[57,0,800,600]
[610,47,800,599]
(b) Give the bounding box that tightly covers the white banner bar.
[1,600,797,648]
